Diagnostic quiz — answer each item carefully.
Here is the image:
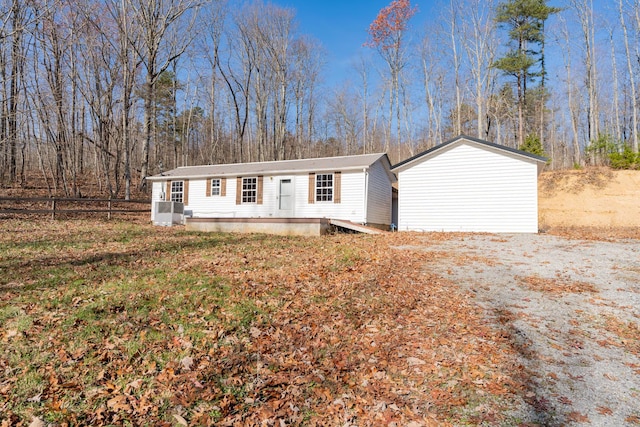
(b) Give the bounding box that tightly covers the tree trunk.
[140,71,152,190]
[8,0,24,183]
[621,0,638,152]
[450,1,461,136]
[517,71,524,149]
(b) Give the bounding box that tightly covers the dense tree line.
[0,0,639,197]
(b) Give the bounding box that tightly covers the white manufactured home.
[392,135,546,233]
[147,153,395,235]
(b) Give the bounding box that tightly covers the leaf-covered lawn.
[0,220,527,426]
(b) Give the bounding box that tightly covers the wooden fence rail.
[0,197,151,220]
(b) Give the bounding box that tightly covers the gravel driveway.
[416,233,640,426]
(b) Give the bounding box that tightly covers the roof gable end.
[391,135,547,172]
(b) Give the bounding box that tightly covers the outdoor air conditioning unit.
[154,201,184,226]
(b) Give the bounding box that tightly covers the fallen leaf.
[596,406,613,415]
[557,396,572,405]
[107,395,131,412]
[124,379,143,393]
[27,393,42,403]
[626,415,640,424]
[173,413,188,426]
[407,357,426,366]
[28,417,45,427]
[566,411,589,422]
[181,356,194,371]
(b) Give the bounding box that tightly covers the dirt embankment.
[539,168,640,228]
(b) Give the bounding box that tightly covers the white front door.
[278,178,294,217]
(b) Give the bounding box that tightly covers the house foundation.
[186,217,332,236]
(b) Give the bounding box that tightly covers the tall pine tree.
[493,0,559,148]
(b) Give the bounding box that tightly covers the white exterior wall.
[150,181,164,222]
[365,159,393,226]
[294,171,365,222]
[398,143,539,233]
[152,170,368,223]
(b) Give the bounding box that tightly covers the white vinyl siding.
[366,159,393,226]
[151,181,163,222]
[170,171,366,222]
[296,171,364,220]
[149,154,396,226]
[185,178,269,218]
[398,142,539,233]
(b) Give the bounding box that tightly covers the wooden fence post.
[108,199,112,220]
[51,199,56,220]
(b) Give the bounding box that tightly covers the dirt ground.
[403,232,640,426]
[539,168,640,229]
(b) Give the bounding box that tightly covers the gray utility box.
[154,201,184,226]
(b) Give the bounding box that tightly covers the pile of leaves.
[518,275,597,295]
[1,220,528,425]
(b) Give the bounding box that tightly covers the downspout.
[362,168,369,225]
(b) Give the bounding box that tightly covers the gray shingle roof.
[147,153,389,181]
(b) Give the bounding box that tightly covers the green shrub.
[586,134,639,169]
[609,145,639,170]
[519,134,547,158]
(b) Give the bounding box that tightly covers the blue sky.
[272,0,438,86]
[268,0,613,89]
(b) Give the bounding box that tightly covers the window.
[170,181,183,202]
[316,173,333,202]
[211,178,221,196]
[242,177,257,203]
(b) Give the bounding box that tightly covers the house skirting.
[185,217,332,236]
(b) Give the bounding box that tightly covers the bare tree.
[127,0,201,190]
[571,0,599,143]
[608,26,622,144]
[460,0,498,139]
[445,0,463,136]
[257,3,295,160]
[111,0,141,199]
[290,36,323,159]
[1,0,34,184]
[77,6,122,197]
[366,0,417,153]
[215,2,254,163]
[327,84,362,155]
[354,56,372,153]
[619,0,638,153]
[33,2,74,195]
[78,0,141,199]
[558,16,582,166]
[420,33,445,145]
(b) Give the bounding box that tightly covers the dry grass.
[539,167,613,196]
[0,220,527,426]
[545,226,640,241]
